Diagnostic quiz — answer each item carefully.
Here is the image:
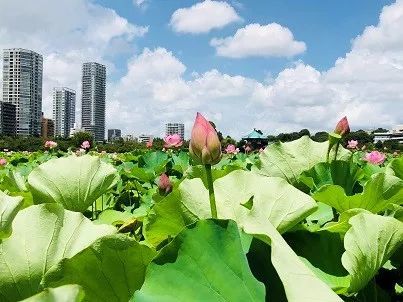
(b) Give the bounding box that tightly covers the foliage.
[0,136,401,301]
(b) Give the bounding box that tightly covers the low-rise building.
[373,125,403,144]
[165,123,184,140]
[41,113,54,138]
[138,134,153,143]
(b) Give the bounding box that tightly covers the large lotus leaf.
[299,160,364,195]
[243,218,343,302]
[320,208,370,234]
[21,285,84,302]
[342,213,403,293]
[145,170,317,246]
[28,155,120,212]
[143,191,197,247]
[386,157,403,180]
[139,151,169,174]
[0,204,115,301]
[181,170,317,233]
[284,231,350,293]
[0,190,23,239]
[43,235,156,302]
[313,172,403,213]
[133,220,265,301]
[256,136,351,184]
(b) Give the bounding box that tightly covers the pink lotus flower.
[158,173,172,194]
[347,140,358,149]
[189,112,221,165]
[244,145,252,153]
[334,116,350,136]
[225,144,239,154]
[364,151,386,165]
[0,158,7,166]
[146,140,153,148]
[44,141,57,149]
[259,148,264,153]
[81,140,90,149]
[164,134,183,148]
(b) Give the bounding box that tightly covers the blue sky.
[1,0,403,138]
[98,0,392,81]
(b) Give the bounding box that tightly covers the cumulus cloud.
[210,23,306,58]
[0,0,147,122]
[170,0,241,34]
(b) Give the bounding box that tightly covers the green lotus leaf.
[313,173,403,213]
[134,220,265,301]
[386,157,403,180]
[28,155,120,212]
[20,285,84,302]
[0,204,115,301]
[0,190,23,239]
[243,218,343,301]
[145,170,316,246]
[342,213,403,293]
[256,136,351,184]
[43,235,156,302]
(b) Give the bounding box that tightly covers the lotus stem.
[205,164,218,219]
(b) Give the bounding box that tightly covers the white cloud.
[170,0,241,34]
[211,23,306,58]
[133,0,149,10]
[0,0,147,124]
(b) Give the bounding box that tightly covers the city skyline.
[0,1,402,139]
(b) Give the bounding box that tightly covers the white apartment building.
[165,123,184,140]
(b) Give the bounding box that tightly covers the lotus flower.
[347,140,358,149]
[0,158,7,166]
[146,140,153,148]
[225,144,239,154]
[189,112,221,165]
[364,151,386,165]
[81,140,90,149]
[44,140,57,149]
[334,116,350,136]
[164,134,183,148]
[244,145,252,153]
[158,173,172,194]
[259,148,264,153]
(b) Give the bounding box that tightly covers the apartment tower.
[2,48,43,135]
[53,87,76,137]
[81,62,106,142]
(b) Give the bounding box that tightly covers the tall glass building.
[2,48,43,136]
[81,62,106,142]
[53,87,76,137]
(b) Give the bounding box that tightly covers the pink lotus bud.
[225,144,239,154]
[364,151,386,165]
[146,140,153,148]
[0,158,7,166]
[259,148,264,153]
[189,112,222,165]
[158,173,172,194]
[347,140,358,149]
[334,116,350,136]
[164,134,183,148]
[81,140,91,149]
[245,146,252,153]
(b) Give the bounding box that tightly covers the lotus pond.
[0,136,402,301]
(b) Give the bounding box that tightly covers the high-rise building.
[53,87,76,137]
[165,123,184,140]
[108,129,121,141]
[0,102,16,136]
[41,113,54,139]
[2,48,43,136]
[81,62,106,142]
